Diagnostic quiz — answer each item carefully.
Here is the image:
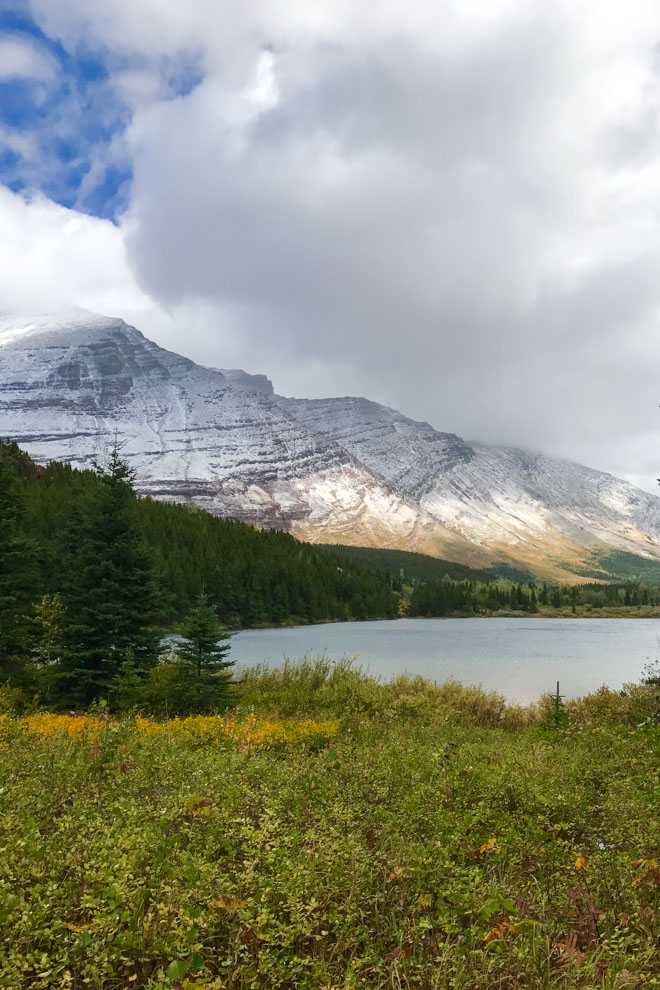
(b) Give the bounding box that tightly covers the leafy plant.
[1,664,658,989]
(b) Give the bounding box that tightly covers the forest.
[407,574,660,616]
[0,440,397,709]
[2,438,660,711]
[326,544,660,616]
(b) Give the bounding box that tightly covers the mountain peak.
[0,307,130,349]
[1,309,659,580]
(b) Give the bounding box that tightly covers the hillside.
[2,440,399,630]
[3,309,660,580]
[315,544,531,584]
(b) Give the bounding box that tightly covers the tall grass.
[1,659,658,989]
[237,654,659,728]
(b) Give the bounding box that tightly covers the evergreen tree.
[175,594,234,711]
[58,446,160,707]
[109,655,146,713]
[0,445,37,685]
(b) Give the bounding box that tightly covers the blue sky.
[0,7,200,220]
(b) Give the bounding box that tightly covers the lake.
[230,617,660,702]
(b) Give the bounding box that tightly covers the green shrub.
[2,662,658,989]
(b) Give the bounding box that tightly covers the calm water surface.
[231,618,660,702]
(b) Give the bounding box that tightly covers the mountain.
[2,307,660,581]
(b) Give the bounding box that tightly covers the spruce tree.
[58,446,160,707]
[0,445,37,685]
[176,593,234,711]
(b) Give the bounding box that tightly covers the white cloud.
[6,0,660,493]
[0,125,38,159]
[0,187,151,317]
[0,34,58,82]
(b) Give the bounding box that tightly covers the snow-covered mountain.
[2,308,660,580]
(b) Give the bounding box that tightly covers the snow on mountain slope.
[277,395,660,576]
[0,309,435,536]
[276,396,474,498]
[2,308,660,578]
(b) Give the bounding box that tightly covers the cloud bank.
[2,0,660,491]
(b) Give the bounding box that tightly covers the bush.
[566,683,659,725]
[0,682,34,715]
[1,681,658,989]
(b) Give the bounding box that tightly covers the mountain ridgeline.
[3,309,660,582]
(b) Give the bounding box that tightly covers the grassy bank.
[1,661,659,989]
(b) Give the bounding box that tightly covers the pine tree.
[175,593,234,711]
[58,446,161,707]
[0,446,37,685]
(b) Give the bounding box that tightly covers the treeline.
[0,441,398,708]
[3,438,659,710]
[11,444,399,628]
[409,576,660,617]
[322,543,660,617]
[316,544,498,590]
[536,581,660,609]
[409,579,537,616]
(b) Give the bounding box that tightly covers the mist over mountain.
[2,308,660,581]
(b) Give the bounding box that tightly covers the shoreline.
[227,607,660,634]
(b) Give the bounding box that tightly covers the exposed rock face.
[2,308,660,579]
[278,396,660,567]
[277,397,475,499]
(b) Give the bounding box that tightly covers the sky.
[1,1,660,492]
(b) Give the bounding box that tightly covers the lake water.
[230,617,660,702]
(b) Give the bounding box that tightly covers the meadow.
[1,660,659,990]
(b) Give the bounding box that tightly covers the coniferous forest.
[3,438,660,711]
[0,440,399,708]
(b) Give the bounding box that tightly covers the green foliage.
[0,683,34,715]
[165,959,188,980]
[544,681,570,730]
[55,446,161,707]
[108,656,147,713]
[0,440,38,685]
[30,593,67,704]
[30,594,66,667]
[485,562,536,582]
[318,544,497,583]
[561,550,660,583]
[174,594,235,712]
[177,593,232,674]
[238,657,660,729]
[14,446,399,631]
[1,667,658,989]
[138,656,199,717]
[411,573,660,618]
